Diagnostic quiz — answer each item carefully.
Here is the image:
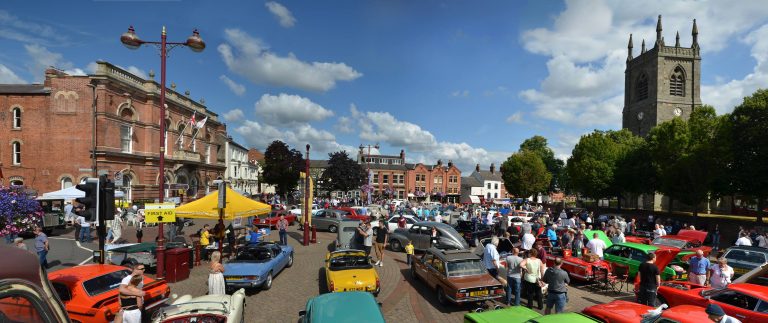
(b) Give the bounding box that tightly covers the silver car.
[309,209,346,233]
[388,221,468,252]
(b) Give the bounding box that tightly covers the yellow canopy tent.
[175,187,271,220]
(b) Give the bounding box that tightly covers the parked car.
[647,230,712,264]
[386,214,418,232]
[336,219,364,250]
[299,291,384,323]
[307,209,348,233]
[0,245,70,323]
[324,250,380,295]
[104,241,189,271]
[335,207,370,222]
[254,210,297,229]
[151,288,246,323]
[582,300,710,323]
[464,302,599,323]
[411,248,504,305]
[48,264,170,323]
[454,220,493,247]
[602,242,681,280]
[389,221,469,252]
[656,263,768,323]
[720,246,768,284]
[223,242,294,292]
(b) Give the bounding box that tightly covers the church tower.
[622,15,702,137]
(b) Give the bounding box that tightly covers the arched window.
[636,74,649,101]
[670,67,685,96]
[120,108,134,120]
[12,107,21,129]
[11,141,21,165]
[122,174,133,201]
[10,179,23,186]
[188,177,198,198]
[120,124,132,153]
[61,177,73,189]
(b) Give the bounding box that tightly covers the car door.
[387,217,399,232]
[314,211,329,230]
[272,246,287,271]
[604,246,633,274]
[408,225,425,249]
[419,253,437,288]
[709,289,765,323]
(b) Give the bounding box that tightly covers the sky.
[2,0,768,174]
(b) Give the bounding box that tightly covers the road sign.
[114,171,123,184]
[144,203,176,223]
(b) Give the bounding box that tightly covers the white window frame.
[61,177,73,189]
[120,125,132,153]
[12,108,21,129]
[12,141,21,165]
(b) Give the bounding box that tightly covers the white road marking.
[75,240,94,266]
[49,237,75,241]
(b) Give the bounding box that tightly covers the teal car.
[299,291,384,323]
[464,306,599,323]
[602,242,681,280]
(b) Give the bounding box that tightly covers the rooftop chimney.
[490,163,495,174]
[448,160,453,168]
[400,149,405,159]
[475,164,480,172]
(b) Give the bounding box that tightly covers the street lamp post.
[303,144,310,246]
[121,25,205,279]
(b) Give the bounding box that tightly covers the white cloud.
[218,29,362,92]
[219,75,246,96]
[234,119,353,157]
[24,44,76,81]
[223,109,245,123]
[254,93,334,124]
[505,112,523,124]
[335,116,354,134]
[0,64,24,83]
[265,1,296,28]
[123,66,147,79]
[0,10,71,46]
[451,90,469,97]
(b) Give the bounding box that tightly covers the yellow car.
[325,250,380,296]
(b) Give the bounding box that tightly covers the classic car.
[223,242,294,292]
[389,221,469,252]
[386,214,418,232]
[722,246,768,284]
[299,291,384,323]
[582,300,711,323]
[335,207,371,222]
[336,220,364,250]
[151,288,246,323]
[648,230,711,263]
[304,209,348,233]
[411,248,504,305]
[464,306,599,323]
[455,220,494,247]
[48,264,170,323]
[324,250,380,295]
[583,229,614,248]
[254,210,297,229]
[603,242,681,280]
[104,241,190,271]
[0,245,70,323]
[544,253,613,282]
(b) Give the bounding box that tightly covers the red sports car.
[544,253,613,282]
[583,300,710,323]
[335,207,371,222]
[656,263,768,323]
[254,210,297,229]
[48,264,170,323]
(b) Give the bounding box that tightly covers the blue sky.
[2,0,768,174]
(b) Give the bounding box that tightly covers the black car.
[454,220,493,247]
[721,245,768,285]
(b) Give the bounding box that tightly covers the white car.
[386,214,418,232]
[152,288,246,323]
[290,204,321,216]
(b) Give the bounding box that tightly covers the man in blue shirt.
[547,224,558,247]
[688,250,710,285]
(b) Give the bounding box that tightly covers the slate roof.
[461,176,481,188]
[473,170,502,182]
[0,84,49,94]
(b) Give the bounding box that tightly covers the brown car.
[410,247,504,305]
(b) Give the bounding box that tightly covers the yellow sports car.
[325,250,380,296]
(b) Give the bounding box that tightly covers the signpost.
[144,203,176,223]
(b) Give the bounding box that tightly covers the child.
[405,240,415,265]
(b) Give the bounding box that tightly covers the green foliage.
[567,129,641,200]
[500,150,551,199]
[321,151,367,194]
[262,140,305,197]
[519,135,566,192]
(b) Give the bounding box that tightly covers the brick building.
[357,147,408,200]
[0,61,227,203]
[405,160,461,203]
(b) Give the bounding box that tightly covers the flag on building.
[195,116,208,129]
[189,112,197,126]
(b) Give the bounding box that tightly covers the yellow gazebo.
[175,187,271,220]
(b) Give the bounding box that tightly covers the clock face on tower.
[637,111,644,120]
[673,107,683,117]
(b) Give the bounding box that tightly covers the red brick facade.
[405,160,461,203]
[0,62,227,203]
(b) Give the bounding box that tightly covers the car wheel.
[328,225,338,233]
[437,287,449,305]
[263,272,273,290]
[390,240,402,252]
[287,252,294,267]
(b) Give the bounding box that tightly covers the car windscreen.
[329,255,372,270]
[652,237,687,249]
[456,222,475,231]
[725,249,767,264]
[342,227,357,233]
[446,259,485,277]
[82,269,131,296]
[232,248,272,262]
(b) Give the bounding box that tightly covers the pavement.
[33,219,636,322]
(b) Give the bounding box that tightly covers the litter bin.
[165,248,191,283]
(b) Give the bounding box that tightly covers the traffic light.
[75,178,100,221]
[99,174,116,221]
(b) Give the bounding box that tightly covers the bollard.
[193,241,201,266]
[311,225,317,243]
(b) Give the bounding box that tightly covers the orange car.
[48,264,170,323]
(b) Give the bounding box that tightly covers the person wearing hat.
[14,237,27,251]
[705,303,741,322]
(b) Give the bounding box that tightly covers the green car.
[602,242,680,280]
[583,230,612,248]
[299,291,384,323]
[464,306,599,323]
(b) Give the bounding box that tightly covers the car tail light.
[165,286,171,297]
[456,291,467,299]
[493,288,504,295]
[376,277,380,290]
[105,309,115,322]
[329,280,335,292]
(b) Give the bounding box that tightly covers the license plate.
[470,290,489,297]
[225,277,242,281]
[734,267,748,275]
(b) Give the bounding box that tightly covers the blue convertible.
[224,242,294,292]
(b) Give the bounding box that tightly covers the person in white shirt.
[611,229,625,244]
[77,213,91,243]
[434,212,443,224]
[586,233,607,259]
[521,232,536,251]
[755,232,768,248]
[735,233,752,246]
[483,237,501,278]
[653,224,666,240]
[707,258,734,289]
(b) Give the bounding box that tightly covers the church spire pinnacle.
[692,19,699,50]
[675,31,680,47]
[627,34,633,62]
[641,39,646,53]
[655,14,663,47]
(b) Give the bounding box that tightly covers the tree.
[0,185,43,237]
[321,151,366,195]
[725,89,768,222]
[520,136,566,192]
[262,140,304,198]
[500,150,551,199]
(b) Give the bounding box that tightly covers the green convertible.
[602,242,681,280]
[464,306,599,323]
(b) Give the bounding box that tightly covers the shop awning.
[175,187,271,220]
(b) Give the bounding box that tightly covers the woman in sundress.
[208,251,226,295]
